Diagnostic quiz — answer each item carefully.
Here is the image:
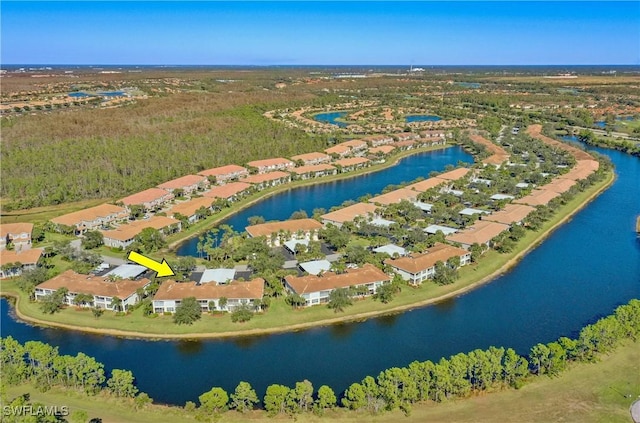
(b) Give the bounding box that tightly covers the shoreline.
[1,170,615,341]
[166,143,454,251]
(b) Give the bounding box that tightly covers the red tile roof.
[119,188,174,207]
[514,189,560,206]
[50,204,127,227]
[406,178,446,192]
[246,218,322,237]
[198,165,248,178]
[202,182,252,199]
[169,197,214,217]
[153,278,264,301]
[320,203,379,224]
[290,164,336,175]
[285,264,389,294]
[157,175,208,190]
[385,243,468,274]
[436,167,471,181]
[101,216,179,242]
[241,171,290,184]
[334,157,370,167]
[483,204,535,225]
[0,223,33,238]
[246,158,294,169]
[0,248,43,266]
[446,221,510,246]
[369,188,419,205]
[36,269,150,300]
[290,152,331,163]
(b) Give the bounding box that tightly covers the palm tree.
[110,297,123,312]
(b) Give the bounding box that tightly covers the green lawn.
[3,339,637,423]
[0,199,108,225]
[0,170,614,338]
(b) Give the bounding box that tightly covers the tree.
[264,384,291,416]
[319,225,349,249]
[290,210,308,220]
[342,382,366,410]
[40,287,68,314]
[173,256,196,281]
[327,287,352,313]
[433,261,458,285]
[134,392,153,410]
[218,296,228,311]
[81,231,104,249]
[109,297,123,312]
[173,297,202,325]
[231,304,253,323]
[502,348,529,388]
[315,385,337,414]
[529,343,551,375]
[135,228,166,253]
[230,381,258,413]
[92,308,104,319]
[288,379,314,413]
[247,215,265,226]
[198,387,229,414]
[73,293,94,308]
[374,282,399,304]
[107,369,139,398]
[286,293,306,309]
[129,205,145,220]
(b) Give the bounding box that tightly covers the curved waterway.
[177,146,472,256]
[2,144,638,406]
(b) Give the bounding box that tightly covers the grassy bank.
[0,198,109,225]
[3,339,637,423]
[0,170,614,339]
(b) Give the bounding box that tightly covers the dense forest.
[1,92,325,209]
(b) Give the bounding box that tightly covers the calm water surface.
[1,144,638,406]
[405,115,442,123]
[313,112,349,128]
[177,147,471,256]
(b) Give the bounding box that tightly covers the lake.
[405,115,442,123]
[176,146,472,256]
[1,142,638,406]
[313,111,349,128]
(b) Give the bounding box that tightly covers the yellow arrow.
[127,251,175,277]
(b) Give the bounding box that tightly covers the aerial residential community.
[1,1,639,422]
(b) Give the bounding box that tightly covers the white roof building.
[424,224,459,236]
[491,194,516,201]
[200,268,236,284]
[412,201,433,212]
[370,217,396,227]
[104,264,148,279]
[284,239,310,253]
[459,208,490,216]
[373,244,407,257]
[299,259,332,275]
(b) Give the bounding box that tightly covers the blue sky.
[1,1,638,65]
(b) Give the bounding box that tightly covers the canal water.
[176,146,472,256]
[313,111,349,128]
[405,115,442,123]
[1,143,638,406]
